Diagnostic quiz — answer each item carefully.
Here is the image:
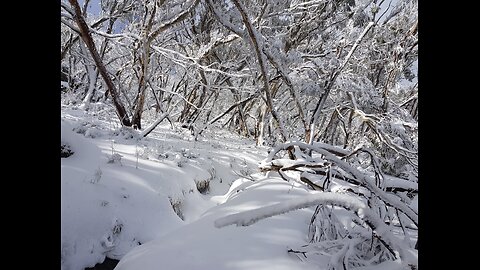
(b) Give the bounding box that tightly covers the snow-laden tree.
[62,0,203,129]
[61,0,417,142]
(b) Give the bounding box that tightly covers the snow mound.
[115,178,319,270]
[61,120,183,270]
[61,110,267,270]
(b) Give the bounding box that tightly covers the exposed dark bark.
[68,0,131,126]
[60,11,110,60]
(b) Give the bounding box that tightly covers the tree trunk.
[130,0,200,130]
[68,0,131,126]
[256,104,267,146]
[131,45,150,130]
[231,0,288,142]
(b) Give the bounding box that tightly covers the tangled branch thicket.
[254,140,417,269]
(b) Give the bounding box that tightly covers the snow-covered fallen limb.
[314,147,418,227]
[261,141,418,226]
[383,174,418,191]
[263,141,349,162]
[215,192,403,260]
[260,158,328,171]
[300,171,418,194]
[263,159,417,193]
[215,193,365,228]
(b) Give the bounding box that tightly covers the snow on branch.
[263,141,348,162]
[61,17,81,34]
[214,192,401,260]
[89,27,140,41]
[339,22,374,72]
[150,45,250,78]
[205,0,245,38]
[215,193,365,228]
[139,112,171,138]
[261,141,418,226]
[147,0,201,43]
[197,34,239,60]
[308,22,375,143]
[61,2,74,16]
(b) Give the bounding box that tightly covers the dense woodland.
[61,0,418,269]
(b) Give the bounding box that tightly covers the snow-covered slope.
[115,178,319,270]
[61,120,183,269]
[61,107,267,270]
[61,106,417,270]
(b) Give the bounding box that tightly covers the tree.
[61,0,417,172]
[65,0,131,126]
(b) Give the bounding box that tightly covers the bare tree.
[67,0,131,126]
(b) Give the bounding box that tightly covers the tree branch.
[308,22,374,144]
[147,0,200,43]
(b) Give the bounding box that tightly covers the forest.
[61,0,418,269]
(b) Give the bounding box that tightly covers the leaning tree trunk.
[231,0,288,143]
[68,0,131,126]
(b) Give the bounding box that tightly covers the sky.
[79,0,404,21]
[79,0,101,16]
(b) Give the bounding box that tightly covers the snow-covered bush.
[195,179,210,194]
[61,142,74,158]
[168,197,184,220]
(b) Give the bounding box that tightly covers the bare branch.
[308,22,375,144]
[147,0,200,43]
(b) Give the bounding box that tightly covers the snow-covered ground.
[61,105,279,270]
[61,104,417,270]
[116,178,319,270]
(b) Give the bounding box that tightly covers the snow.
[384,174,418,191]
[61,108,268,270]
[211,189,407,264]
[62,0,417,267]
[116,178,319,270]
[214,192,366,227]
[61,120,184,269]
[61,106,417,270]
